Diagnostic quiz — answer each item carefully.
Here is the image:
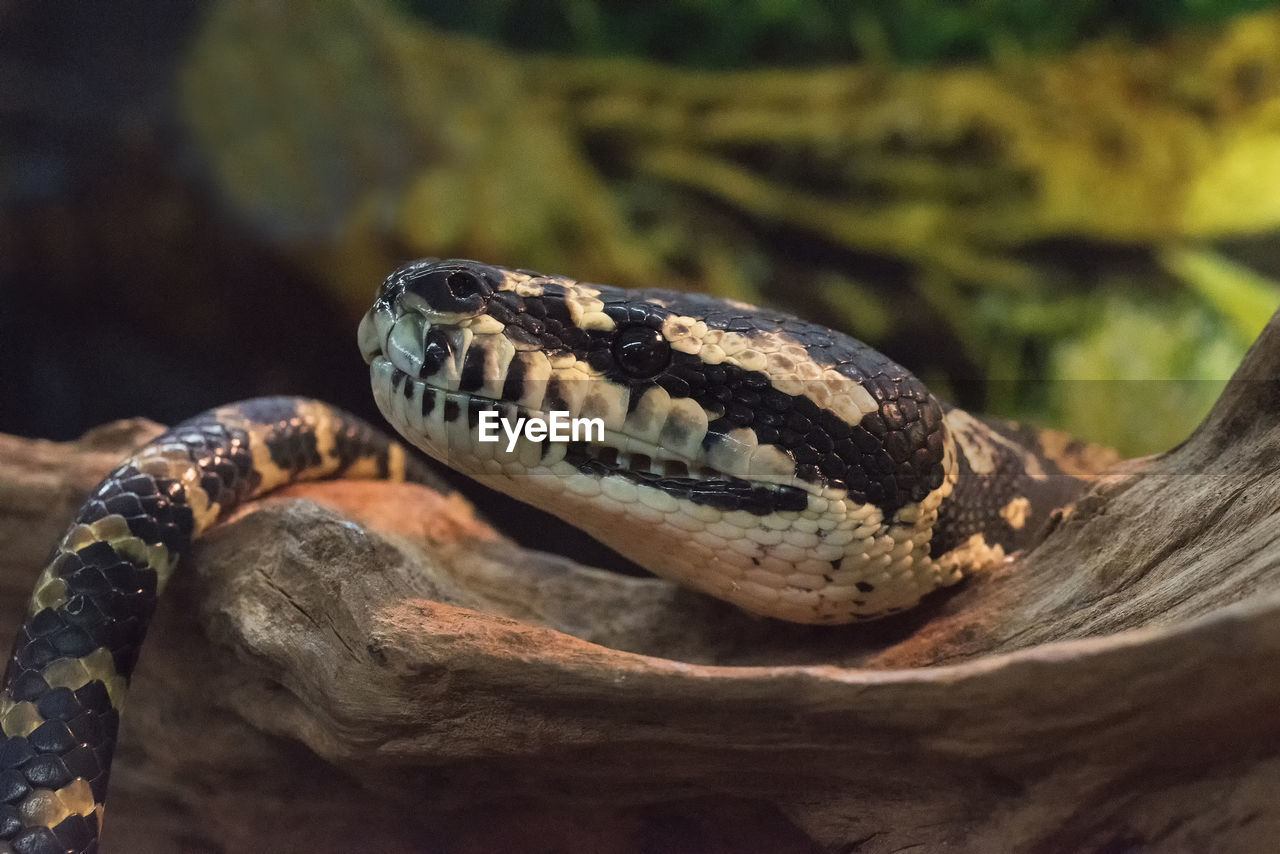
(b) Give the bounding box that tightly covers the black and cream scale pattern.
[362,259,1098,624]
[0,399,431,853]
[2,259,1102,850]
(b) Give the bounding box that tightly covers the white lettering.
[574,416,604,443]
[478,410,500,443]
[549,410,569,442]
[525,418,547,445]
[500,415,526,453]
[475,411,606,452]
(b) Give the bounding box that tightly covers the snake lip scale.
[369,367,770,489]
[1,257,1097,852]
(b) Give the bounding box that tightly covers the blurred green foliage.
[1051,293,1247,454]
[957,246,1280,455]
[407,0,1279,67]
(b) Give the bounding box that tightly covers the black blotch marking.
[658,409,696,450]
[459,346,487,393]
[565,445,807,516]
[624,383,657,415]
[581,391,614,424]
[419,327,454,378]
[502,352,527,402]
[931,416,1088,560]
[543,377,569,413]
[329,412,399,480]
[235,401,324,475]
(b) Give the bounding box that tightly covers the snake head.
[359,259,959,623]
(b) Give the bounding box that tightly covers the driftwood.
[2,314,1280,851]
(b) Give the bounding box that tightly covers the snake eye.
[612,325,671,379]
[398,261,495,315]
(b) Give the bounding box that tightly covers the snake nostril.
[445,271,487,301]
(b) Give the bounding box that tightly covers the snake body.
[1,259,1098,851]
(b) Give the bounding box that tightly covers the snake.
[0,258,1107,852]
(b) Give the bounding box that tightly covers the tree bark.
[3,313,1280,851]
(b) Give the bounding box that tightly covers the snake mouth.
[566,443,721,481]
[368,354,812,515]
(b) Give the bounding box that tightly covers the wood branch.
[3,314,1280,851]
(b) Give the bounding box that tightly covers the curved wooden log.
[2,312,1280,851]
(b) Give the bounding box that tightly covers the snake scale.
[0,259,1103,851]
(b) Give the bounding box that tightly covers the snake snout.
[392,258,503,319]
[360,258,508,368]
